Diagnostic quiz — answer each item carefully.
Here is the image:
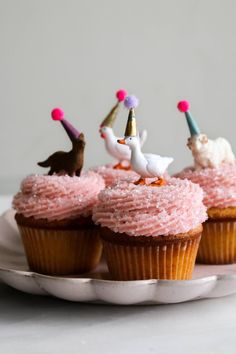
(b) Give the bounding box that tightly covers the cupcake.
[93,96,207,280]
[13,108,105,275]
[93,90,147,187]
[176,100,236,264]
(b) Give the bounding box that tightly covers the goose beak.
[99,128,105,139]
[117,139,126,145]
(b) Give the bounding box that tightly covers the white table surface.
[0,196,236,354]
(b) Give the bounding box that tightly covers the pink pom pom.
[177,100,190,113]
[116,89,127,102]
[51,108,64,121]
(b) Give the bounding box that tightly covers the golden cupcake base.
[16,214,102,275]
[197,219,236,264]
[101,226,202,280]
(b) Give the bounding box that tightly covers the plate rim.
[2,208,236,285]
[2,209,236,304]
[1,265,235,286]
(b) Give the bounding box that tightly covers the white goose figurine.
[100,90,147,170]
[118,95,173,186]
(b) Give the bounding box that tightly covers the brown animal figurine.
[38,133,85,177]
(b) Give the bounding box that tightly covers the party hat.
[100,89,127,127]
[51,108,80,141]
[177,100,200,136]
[124,95,139,137]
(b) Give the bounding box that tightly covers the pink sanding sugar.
[93,178,207,237]
[175,164,236,209]
[13,171,105,221]
[91,164,138,187]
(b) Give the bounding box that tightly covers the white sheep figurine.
[187,133,235,170]
[178,100,235,170]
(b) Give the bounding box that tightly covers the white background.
[1,2,236,351]
[1,0,236,193]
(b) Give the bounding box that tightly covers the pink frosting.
[175,164,236,209]
[91,164,138,187]
[91,164,169,187]
[93,178,207,237]
[13,171,105,221]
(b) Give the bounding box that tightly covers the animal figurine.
[38,108,85,177]
[100,90,147,170]
[118,96,173,186]
[178,100,235,170]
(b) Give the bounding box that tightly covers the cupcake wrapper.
[197,220,236,264]
[18,225,102,275]
[102,235,201,280]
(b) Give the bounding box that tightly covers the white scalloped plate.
[1,210,236,305]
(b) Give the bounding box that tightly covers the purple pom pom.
[124,95,139,109]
